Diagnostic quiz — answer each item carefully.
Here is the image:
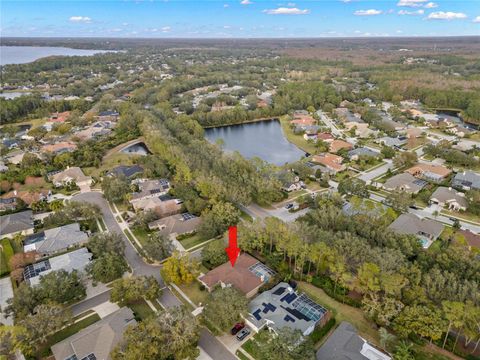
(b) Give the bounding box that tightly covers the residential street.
[72,191,161,280]
[358,160,394,183]
[199,329,237,360]
[316,110,343,137]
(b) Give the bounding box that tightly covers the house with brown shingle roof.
[311,153,345,174]
[405,163,452,183]
[198,253,274,298]
[41,141,77,155]
[329,140,353,154]
[49,167,92,188]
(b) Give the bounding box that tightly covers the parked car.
[231,322,245,335]
[236,327,250,341]
[285,203,293,210]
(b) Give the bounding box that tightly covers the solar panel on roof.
[252,309,262,320]
[284,315,295,323]
[80,354,97,360]
[272,287,286,296]
[182,213,196,221]
[65,355,78,360]
[413,179,427,186]
[150,189,161,194]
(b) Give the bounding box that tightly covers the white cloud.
[223,25,231,29]
[69,16,92,23]
[224,3,229,7]
[398,9,424,15]
[474,16,480,23]
[424,2,438,8]
[427,11,467,20]
[240,0,252,4]
[161,26,171,32]
[353,30,362,33]
[263,7,310,15]
[353,9,382,16]
[397,0,426,7]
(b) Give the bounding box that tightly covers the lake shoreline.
[202,117,279,129]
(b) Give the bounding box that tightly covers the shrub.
[310,318,336,344]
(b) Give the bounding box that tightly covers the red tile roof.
[199,253,263,295]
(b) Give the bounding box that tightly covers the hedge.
[0,238,14,276]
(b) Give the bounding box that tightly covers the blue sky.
[2,0,479,38]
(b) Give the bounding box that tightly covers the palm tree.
[379,327,396,351]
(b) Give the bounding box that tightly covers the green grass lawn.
[235,350,251,360]
[131,227,153,247]
[440,209,480,224]
[286,189,308,200]
[178,233,208,250]
[178,281,209,306]
[128,299,156,321]
[37,313,101,357]
[298,282,380,345]
[279,115,318,154]
[0,238,14,276]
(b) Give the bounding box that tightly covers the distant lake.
[0,46,114,65]
[204,119,305,165]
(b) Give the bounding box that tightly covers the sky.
[1,0,479,38]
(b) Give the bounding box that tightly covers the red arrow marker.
[225,226,240,267]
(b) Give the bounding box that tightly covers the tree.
[356,262,381,295]
[393,152,418,169]
[0,325,33,357]
[393,341,415,360]
[9,252,37,270]
[381,146,395,159]
[88,252,128,283]
[198,202,240,239]
[102,175,131,203]
[112,306,200,360]
[394,305,446,343]
[384,190,413,213]
[201,238,228,269]
[160,251,199,285]
[441,301,464,349]
[254,327,315,360]
[38,270,86,304]
[20,303,72,344]
[379,327,396,351]
[142,232,174,261]
[4,283,42,320]
[111,276,162,305]
[466,189,480,215]
[338,178,369,198]
[87,232,125,258]
[203,287,248,331]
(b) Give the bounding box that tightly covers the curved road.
[72,191,162,281]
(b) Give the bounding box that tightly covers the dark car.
[231,323,245,335]
[236,327,250,341]
[285,203,294,210]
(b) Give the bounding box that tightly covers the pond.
[204,119,305,166]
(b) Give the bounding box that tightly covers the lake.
[0,46,114,65]
[204,119,305,165]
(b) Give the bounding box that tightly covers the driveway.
[199,328,237,360]
[71,290,111,316]
[72,191,161,281]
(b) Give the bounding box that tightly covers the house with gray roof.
[430,187,468,212]
[148,213,201,236]
[452,171,480,191]
[382,173,426,194]
[388,213,443,249]
[348,148,380,161]
[246,282,328,336]
[52,307,136,360]
[375,136,407,148]
[24,247,92,286]
[316,322,391,360]
[0,210,34,238]
[23,223,89,256]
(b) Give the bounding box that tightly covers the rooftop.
[51,307,136,360]
[316,322,391,360]
[0,210,34,236]
[199,253,274,296]
[247,282,327,336]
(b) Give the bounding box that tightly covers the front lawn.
[178,281,209,306]
[0,238,14,276]
[178,233,208,250]
[128,299,156,321]
[37,313,101,357]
